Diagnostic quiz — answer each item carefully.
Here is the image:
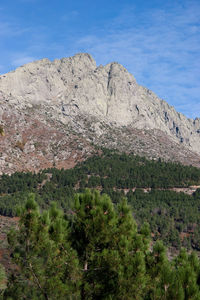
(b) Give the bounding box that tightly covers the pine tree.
[5,194,80,300]
[145,241,182,300]
[70,189,150,299]
[172,249,200,300]
[4,190,200,299]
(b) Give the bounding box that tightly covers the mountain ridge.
[0,53,200,174]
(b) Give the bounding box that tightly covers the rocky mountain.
[0,53,200,174]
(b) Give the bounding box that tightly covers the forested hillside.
[1,191,200,299]
[1,150,200,251]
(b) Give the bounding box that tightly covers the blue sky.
[0,0,199,119]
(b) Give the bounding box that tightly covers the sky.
[0,0,199,119]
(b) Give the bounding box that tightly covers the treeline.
[1,150,200,250]
[1,150,200,196]
[1,191,200,300]
[47,150,200,189]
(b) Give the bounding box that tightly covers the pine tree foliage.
[2,190,200,299]
[1,150,200,250]
[5,194,80,300]
[69,190,149,299]
[0,264,6,299]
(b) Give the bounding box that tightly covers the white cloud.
[0,21,14,36]
[0,0,199,118]
[73,1,200,118]
[0,20,31,37]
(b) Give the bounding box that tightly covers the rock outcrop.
[0,53,200,174]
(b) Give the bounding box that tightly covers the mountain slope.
[0,53,200,174]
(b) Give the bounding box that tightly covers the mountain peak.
[57,52,96,70]
[0,53,200,174]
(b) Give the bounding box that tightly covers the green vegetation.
[126,189,200,251]
[3,191,200,299]
[0,265,6,296]
[1,149,200,251]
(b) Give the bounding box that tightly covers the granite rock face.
[0,53,200,173]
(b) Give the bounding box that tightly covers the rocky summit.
[0,53,200,174]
